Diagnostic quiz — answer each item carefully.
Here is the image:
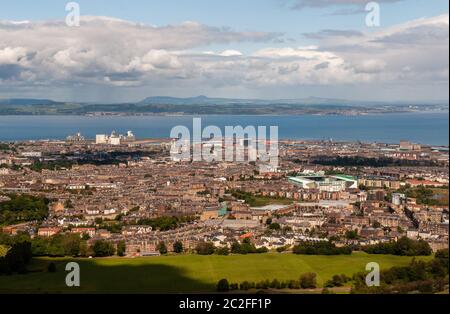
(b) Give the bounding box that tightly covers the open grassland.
[0,252,432,294]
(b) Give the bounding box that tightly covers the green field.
[0,252,432,294]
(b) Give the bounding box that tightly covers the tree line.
[215,249,449,294]
[217,272,318,292]
[352,249,448,294]
[0,194,50,225]
[310,156,441,168]
[292,241,353,255]
[0,232,126,259]
[361,237,432,256]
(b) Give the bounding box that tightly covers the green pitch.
[0,252,431,293]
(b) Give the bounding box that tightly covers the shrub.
[217,279,230,292]
[240,281,251,290]
[156,241,167,255]
[270,279,281,289]
[215,246,230,255]
[322,288,334,294]
[300,272,317,289]
[173,241,183,254]
[195,242,215,255]
[47,262,56,273]
[287,280,300,289]
[326,274,351,287]
[117,240,126,257]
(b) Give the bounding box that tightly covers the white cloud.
[287,0,405,10]
[219,50,243,57]
[0,14,448,101]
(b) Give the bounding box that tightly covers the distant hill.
[137,95,418,106]
[139,95,267,106]
[0,98,61,106]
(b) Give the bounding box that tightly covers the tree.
[300,272,317,289]
[195,242,215,255]
[61,234,81,256]
[157,241,168,255]
[64,199,74,209]
[0,194,49,225]
[217,279,230,292]
[215,246,230,255]
[270,279,281,289]
[0,241,32,274]
[92,240,115,257]
[372,221,381,228]
[79,241,89,257]
[345,229,358,240]
[117,240,126,257]
[173,241,183,254]
[231,241,242,254]
[269,223,281,230]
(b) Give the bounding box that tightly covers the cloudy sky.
[0,0,448,102]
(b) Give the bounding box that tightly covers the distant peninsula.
[0,96,447,116]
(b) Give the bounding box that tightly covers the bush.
[269,223,281,230]
[215,246,230,255]
[47,262,57,273]
[435,248,449,259]
[156,241,167,255]
[217,279,230,292]
[256,247,269,253]
[300,272,317,289]
[173,241,183,254]
[270,279,281,289]
[325,274,351,287]
[195,242,215,255]
[322,288,334,294]
[287,280,300,289]
[117,240,126,257]
[240,281,251,290]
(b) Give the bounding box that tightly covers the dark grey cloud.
[314,62,330,70]
[371,24,449,45]
[0,64,22,79]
